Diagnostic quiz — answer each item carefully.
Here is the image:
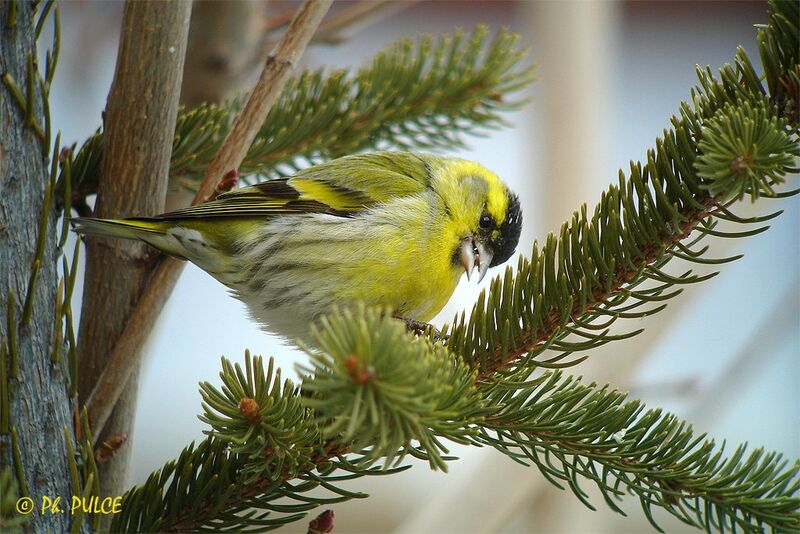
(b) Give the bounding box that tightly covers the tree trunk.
[0,3,73,532]
[75,0,191,502]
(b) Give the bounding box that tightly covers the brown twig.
[84,258,183,442]
[85,0,333,443]
[195,0,333,204]
[314,0,415,44]
[265,0,410,43]
[253,0,415,73]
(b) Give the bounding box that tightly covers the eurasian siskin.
[73,151,522,342]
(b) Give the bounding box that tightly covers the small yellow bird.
[73,152,522,342]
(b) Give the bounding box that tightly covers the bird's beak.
[460,235,494,283]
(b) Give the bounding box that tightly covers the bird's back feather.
[135,152,436,222]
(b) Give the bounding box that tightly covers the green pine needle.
[299,305,484,471]
[479,371,800,533]
[66,26,534,200]
[198,352,323,483]
[441,2,800,380]
[109,430,408,532]
[695,99,799,202]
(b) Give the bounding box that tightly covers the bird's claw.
[403,318,448,343]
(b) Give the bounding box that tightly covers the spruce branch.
[478,372,800,532]
[299,305,485,471]
[301,309,800,532]
[695,99,798,202]
[110,349,414,533]
[64,25,534,200]
[113,312,480,531]
[114,307,800,533]
[198,352,325,483]
[441,0,799,380]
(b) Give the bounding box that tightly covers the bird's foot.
[402,318,447,343]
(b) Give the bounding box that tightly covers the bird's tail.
[71,217,168,241]
[71,217,219,266]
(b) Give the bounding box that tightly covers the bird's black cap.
[490,192,522,267]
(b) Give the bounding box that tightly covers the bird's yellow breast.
[335,193,463,321]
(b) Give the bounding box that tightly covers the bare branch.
[265,0,412,44]
[194,0,333,203]
[85,0,333,443]
[76,0,192,499]
[250,1,415,80]
[85,258,183,440]
[309,0,415,45]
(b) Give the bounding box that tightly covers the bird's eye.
[479,214,494,231]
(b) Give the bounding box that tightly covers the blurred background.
[49,1,797,532]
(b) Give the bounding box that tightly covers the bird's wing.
[152,178,349,220]
[288,151,434,206]
[153,152,435,220]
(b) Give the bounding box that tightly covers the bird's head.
[432,158,523,283]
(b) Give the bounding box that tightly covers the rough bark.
[0,3,73,532]
[75,0,191,501]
